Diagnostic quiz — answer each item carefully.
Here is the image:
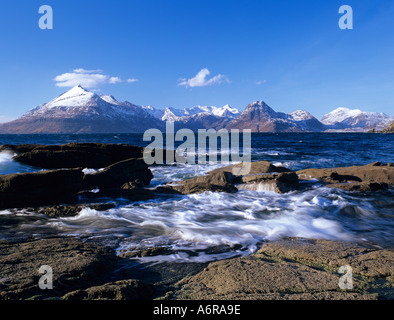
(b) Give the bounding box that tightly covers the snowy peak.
[22,85,160,122]
[245,101,287,119]
[162,107,185,121]
[289,110,315,121]
[46,85,99,108]
[100,94,121,105]
[144,104,239,121]
[211,104,240,118]
[321,107,363,125]
[321,107,394,130]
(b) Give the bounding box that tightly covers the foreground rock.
[1,237,393,300]
[0,237,196,300]
[166,238,394,300]
[297,162,394,191]
[0,238,118,299]
[62,280,155,300]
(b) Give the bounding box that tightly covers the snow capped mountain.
[100,94,123,106]
[144,104,239,122]
[183,105,240,118]
[226,101,303,132]
[0,85,392,133]
[211,104,240,118]
[141,105,165,120]
[162,107,186,121]
[24,85,101,118]
[321,107,363,125]
[44,85,99,108]
[289,110,325,132]
[288,110,315,121]
[322,107,394,131]
[1,85,164,133]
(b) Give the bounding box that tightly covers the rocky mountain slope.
[0,86,392,133]
[225,101,321,132]
[380,120,394,133]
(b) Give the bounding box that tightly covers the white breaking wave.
[0,151,15,163]
[41,182,353,263]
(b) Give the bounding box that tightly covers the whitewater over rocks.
[0,142,393,300]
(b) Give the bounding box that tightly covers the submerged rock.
[36,203,117,217]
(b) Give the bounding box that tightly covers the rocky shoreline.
[1,237,393,300]
[0,143,393,300]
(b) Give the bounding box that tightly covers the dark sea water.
[0,133,393,263]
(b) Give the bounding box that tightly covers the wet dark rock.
[36,203,117,217]
[82,158,153,190]
[121,179,145,190]
[0,144,39,154]
[120,247,174,258]
[0,169,84,210]
[96,187,157,202]
[326,182,389,192]
[6,143,144,169]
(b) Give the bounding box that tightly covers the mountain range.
[0,85,392,133]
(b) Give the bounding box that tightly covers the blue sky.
[1,0,394,122]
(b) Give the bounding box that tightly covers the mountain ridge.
[0,85,392,133]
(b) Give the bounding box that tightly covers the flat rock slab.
[166,238,394,300]
[0,238,119,299]
[297,162,394,187]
